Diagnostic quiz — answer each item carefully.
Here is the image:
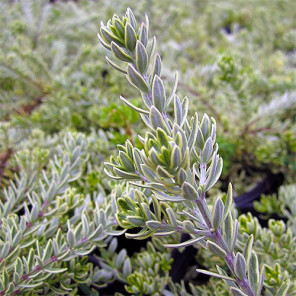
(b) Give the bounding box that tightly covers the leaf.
[156,166,174,178]
[212,197,224,230]
[231,219,239,252]
[106,56,127,74]
[148,36,156,60]
[123,258,132,277]
[154,190,185,202]
[234,252,246,280]
[174,95,182,126]
[43,267,68,274]
[127,64,149,93]
[207,240,227,258]
[136,41,148,74]
[230,287,248,296]
[19,282,44,288]
[188,113,198,150]
[152,75,166,111]
[127,216,145,227]
[257,265,265,296]
[111,42,133,63]
[164,236,205,248]
[167,72,179,108]
[196,269,236,282]
[126,8,137,30]
[166,207,178,226]
[113,167,140,179]
[124,23,137,51]
[248,251,259,293]
[223,183,233,220]
[97,33,111,50]
[120,95,149,114]
[181,182,198,201]
[170,145,181,169]
[243,235,253,267]
[139,22,148,47]
[149,106,169,133]
[100,26,123,46]
[119,151,135,171]
[146,220,161,230]
[205,153,223,191]
[275,279,290,296]
[126,229,154,240]
[150,54,161,82]
[202,137,213,163]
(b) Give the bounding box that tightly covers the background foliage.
[0,0,295,295]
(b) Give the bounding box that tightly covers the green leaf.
[97,33,111,50]
[123,258,132,277]
[152,75,166,111]
[205,152,223,191]
[164,236,205,248]
[181,182,198,201]
[230,287,248,296]
[202,137,213,163]
[170,145,181,169]
[188,113,198,150]
[196,269,236,282]
[106,56,127,74]
[136,41,148,74]
[126,8,137,30]
[118,151,135,171]
[212,197,224,230]
[126,229,154,240]
[207,240,226,257]
[43,267,68,274]
[275,280,290,296]
[174,95,182,126]
[124,23,137,51]
[224,183,233,220]
[101,26,124,46]
[234,252,246,280]
[150,54,161,82]
[127,216,145,227]
[139,22,148,47]
[148,36,156,60]
[111,42,134,63]
[243,235,253,267]
[156,166,174,178]
[149,106,169,133]
[166,72,179,108]
[113,167,140,179]
[127,64,149,93]
[146,220,161,230]
[248,251,259,293]
[19,282,44,288]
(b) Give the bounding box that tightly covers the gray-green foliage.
[1,1,295,295]
[0,132,124,295]
[98,8,272,296]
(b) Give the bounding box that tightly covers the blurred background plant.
[0,0,295,295]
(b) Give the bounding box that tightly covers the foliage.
[0,1,295,296]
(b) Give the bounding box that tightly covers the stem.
[0,254,62,296]
[216,231,256,296]
[195,158,255,296]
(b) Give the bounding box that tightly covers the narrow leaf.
[196,269,236,282]
[111,42,133,62]
[127,64,149,93]
[136,41,148,74]
[164,236,205,248]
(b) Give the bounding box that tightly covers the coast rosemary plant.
[97,8,289,296]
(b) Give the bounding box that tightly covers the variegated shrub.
[98,8,291,296]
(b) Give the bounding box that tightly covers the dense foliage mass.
[0,1,295,295]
